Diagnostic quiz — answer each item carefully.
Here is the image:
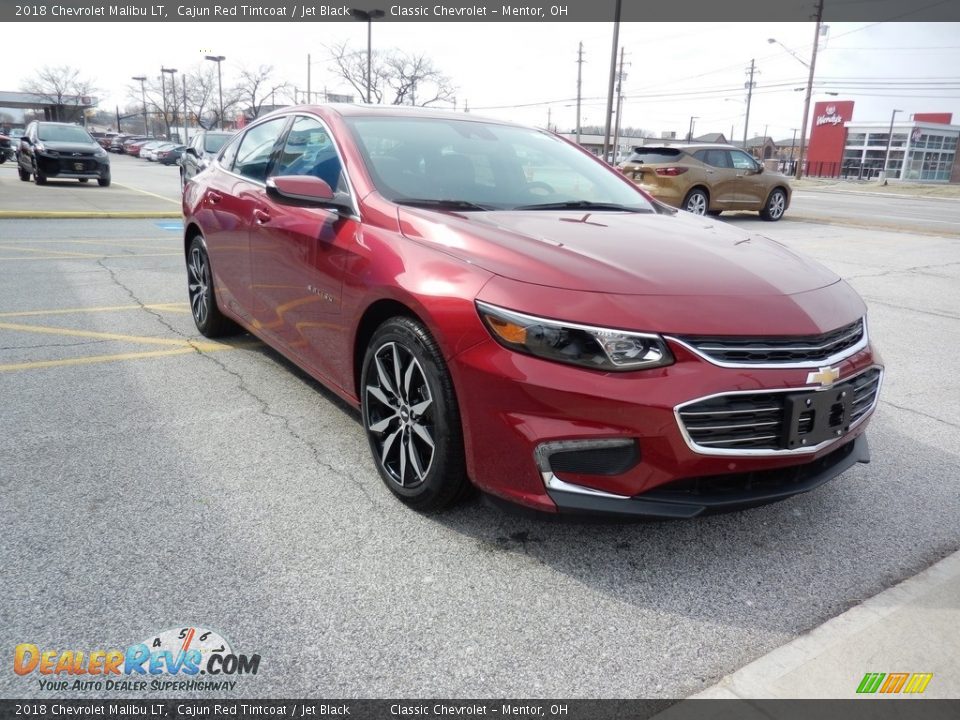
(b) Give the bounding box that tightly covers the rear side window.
[234,118,287,183]
[625,148,684,164]
[204,133,230,154]
[692,149,732,168]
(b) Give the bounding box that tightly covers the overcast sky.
[6,21,960,140]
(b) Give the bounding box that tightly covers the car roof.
[631,143,739,152]
[261,103,520,129]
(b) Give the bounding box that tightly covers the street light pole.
[687,116,698,142]
[132,76,148,135]
[602,0,622,162]
[882,109,902,181]
[205,55,226,129]
[352,8,385,103]
[161,67,177,138]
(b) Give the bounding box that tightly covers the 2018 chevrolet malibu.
[182,105,882,517]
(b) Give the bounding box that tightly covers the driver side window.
[270,115,346,193]
[731,150,758,171]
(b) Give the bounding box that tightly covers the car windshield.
[345,116,655,212]
[37,125,94,143]
[204,134,230,153]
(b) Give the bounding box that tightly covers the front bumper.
[36,153,109,179]
[450,335,881,516]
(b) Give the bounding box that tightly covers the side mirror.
[755,164,764,174]
[185,147,199,157]
[266,176,351,213]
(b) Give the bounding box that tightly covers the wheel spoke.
[368,414,397,433]
[398,429,408,486]
[407,434,426,481]
[391,343,404,402]
[412,422,435,450]
[374,351,398,400]
[403,357,417,400]
[367,385,398,412]
[381,426,401,468]
[410,398,432,416]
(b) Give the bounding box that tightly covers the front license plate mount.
[783,384,853,449]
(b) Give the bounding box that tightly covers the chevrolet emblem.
[806,366,840,386]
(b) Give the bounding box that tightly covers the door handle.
[207,190,222,204]
[253,208,272,225]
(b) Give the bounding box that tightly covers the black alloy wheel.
[361,317,469,510]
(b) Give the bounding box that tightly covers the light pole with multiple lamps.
[161,66,177,139]
[131,76,148,135]
[205,55,226,129]
[882,109,902,182]
[351,8,385,103]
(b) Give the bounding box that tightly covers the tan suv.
[619,144,791,221]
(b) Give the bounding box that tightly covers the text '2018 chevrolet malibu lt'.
[182,105,882,518]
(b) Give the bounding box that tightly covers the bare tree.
[184,65,240,130]
[326,42,455,107]
[234,65,290,120]
[22,66,98,122]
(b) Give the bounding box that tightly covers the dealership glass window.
[867,133,889,146]
[842,149,864,163]
[891,133,907,147]
[944,135,958,150]
[846,133,866,146]
[904,149,956,181]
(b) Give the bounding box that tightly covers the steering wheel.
[525,181,556,197]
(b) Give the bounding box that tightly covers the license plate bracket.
[783,384,853,449]
[74,162,85,171]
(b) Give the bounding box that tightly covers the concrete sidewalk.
[693,550,960,698]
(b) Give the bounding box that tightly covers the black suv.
[18,121,111,186]
[180,130,232,190]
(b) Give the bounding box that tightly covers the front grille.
[679,318,865,365]
[549,442,639,476]
[57,158,96,172]
[678,367,881,453]
[679,394,787,450]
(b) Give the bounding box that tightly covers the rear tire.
[18,165,30,182]
[760,188,787,221]
[361,317,469,511]
[186,234,238,338]
[683,188,709,215]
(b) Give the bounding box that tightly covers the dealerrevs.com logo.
[14,627,260,692]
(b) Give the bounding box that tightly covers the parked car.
[135,140,164,159]
[142,141,171,161]
[124,138,152,156]
[112,134,145,153]
[159,144,187,165]
[0,133,14,163]
[180,130,232,189]
[17,121,111,186]
[91,131,119,150]
[619,143,791,220]
[182,105,881,517]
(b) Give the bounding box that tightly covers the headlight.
[94,147,107,157]
[477,301,674,372]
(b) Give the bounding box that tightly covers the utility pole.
[182,74,189,144]
[547,106,552,131]
[796,0,825,179]
[575,41,584,145]
[602,0,622,161]
[307,53,311,104]
[743,58,756,148]
[687,116,698,142]
[132,76,148,135]
[612,46,627,164]
[464,99,469,113]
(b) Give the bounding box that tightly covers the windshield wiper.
[513,200,650,212]
[395,198,491,211]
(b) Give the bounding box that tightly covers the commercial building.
[805,101,959,183]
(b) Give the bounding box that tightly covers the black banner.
[1,700,960,720]
[3,0,960,23]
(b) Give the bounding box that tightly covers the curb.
[691,549,960,699]
[0,211,182,219]
[793,186,960,202]
[784,214,960,238]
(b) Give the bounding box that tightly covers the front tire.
[186,235,237,338]
[33,161,46,185]
[760,188,787,221]
[98,172,111,187]
[361,317,469,511]
[18,165,30,182]
[683,188,709,216]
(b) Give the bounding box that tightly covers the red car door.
[249,115,359,385]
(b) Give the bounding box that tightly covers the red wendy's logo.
[825,105,836,116]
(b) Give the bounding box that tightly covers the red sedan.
[182,105,882,517]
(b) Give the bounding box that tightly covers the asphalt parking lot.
[1,159,959,699]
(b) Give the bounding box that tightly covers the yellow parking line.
[0,346,231,373]
[0,211,181,219]
[0,245,103,258]
[0,302,190,319]
[0,237,178,244]
[0,252,181,261]
[112,183,181,205]
[0,321,226,351]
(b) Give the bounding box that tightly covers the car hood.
[397,207,838,296]
[38,141,101,153]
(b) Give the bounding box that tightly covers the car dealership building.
[805,100,960,183]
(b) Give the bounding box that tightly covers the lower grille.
[677,367,882,454]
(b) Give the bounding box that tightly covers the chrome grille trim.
[668,317,868,369]
[675,366,883,457]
